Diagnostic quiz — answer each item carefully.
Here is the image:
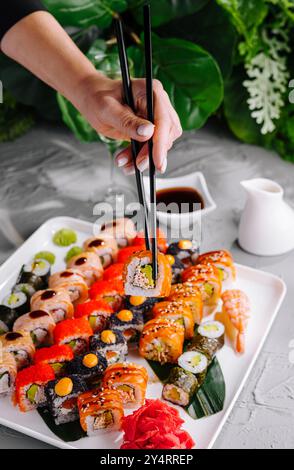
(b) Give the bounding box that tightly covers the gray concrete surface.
[0,121,293,449]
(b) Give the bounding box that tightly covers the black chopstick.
[114,18,151,251]
[143,4,157,281]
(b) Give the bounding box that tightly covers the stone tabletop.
[0,121,294,449]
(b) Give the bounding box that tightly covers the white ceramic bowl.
[143,171,216,229]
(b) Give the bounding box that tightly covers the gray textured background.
[0,121,293,449]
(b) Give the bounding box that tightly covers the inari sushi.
[152,300,194,339]
[34,344,74,376]
[168,283,203,325]
[78,388,124,435]
[0,352,17,397]
[15,363,55,412]
[74,300,113,333]
[123,250,172,298]
[31,288,74,323]
[49,269,88,306]
[90,329,127,365]
[0,331,35,370]
[103,363,148,409]
[197,250,236,282]
[139,318,184,364]
[53,317,92,355]
[83,235,118,268]
[108,309,144,342]
[45,375,87,425]
[13,310,55,347]
[89,280,124,312]
[100,217,137,248]
[162,366,198,407]
[67,252,103,287]
[216,289,250,354]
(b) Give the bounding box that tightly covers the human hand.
[77,74,182,174]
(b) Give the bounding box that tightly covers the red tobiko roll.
[132,229,168,254]
[117,246,142,264]
[53,317,92,355]
[34,344,74,365]
[74,299,113,333]
[15,363,55,412]
[88,280,124,312]
[120,399,195,449]
[103,263,124,282]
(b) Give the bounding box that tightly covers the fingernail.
[137,159,149,172]
[160,159,167,174]
[137,123,154,137]
[117,155,129,167]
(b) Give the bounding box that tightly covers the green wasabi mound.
[53,228,77,247]
[65,246,83,262]
[34,251,56,265]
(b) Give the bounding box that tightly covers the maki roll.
[162,366,198,407]
[78,388,124,435]
[194,321,225,359]
[167,239,199,268]
[83,235,118,268]
[66,351,107,382]
[49,269,88,306]
[0,352,17,397]
[178,351,208,386]
[108,309,144,343]
[123,250,172,298]
[74,300,113,333]
[2,291,29,318]
[103,363,148,409]
[13,283,36,300]
[100,217,137,248]
[125,295,159,320]
[18,259,51,290]
[53,317,92,355]
[139,318,184,364]
[152,300,194,340]
[90,329,127,365]
[15,363,55,412]
[169,283,203,325]
[197,250,236,282]
[45,375,87,425]
[34,344,74,376]
[67,251,103,287]
[0,331,35,370]
[165,254,185,284]
[103,263,124,282]
[31,288,74,323]
[0,305,16,335]
[117,246,142,264]
[89,280,124,312]
[13,310,55,347]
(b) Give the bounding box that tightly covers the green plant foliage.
[43,0,127,28]
[0,91,35,142]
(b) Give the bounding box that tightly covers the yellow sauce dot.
[166,254,175,266]
[117,309,133,322]
[130,295,146,306]
[54,377,73,397]
[83,353,98,368]
[178,239,193,250]
[101,329,116,344]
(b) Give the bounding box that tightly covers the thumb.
[105,100,154,141]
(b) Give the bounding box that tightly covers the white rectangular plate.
[0,217,287,449]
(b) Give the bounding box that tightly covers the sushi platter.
[0,216,286,449]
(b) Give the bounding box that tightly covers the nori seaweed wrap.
[188,321,225,362]
[124,295,160,321]
[89,329,128,365]
[2,292,29,318]
[17,259,51,290]
[13,283,36,299]
[167,240,199,268]
[162,366,198,407]
[108,309,144,342]
[0,305,16,334]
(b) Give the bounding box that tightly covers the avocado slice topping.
[27,384,39,404]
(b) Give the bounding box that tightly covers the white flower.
[243,28,290,134]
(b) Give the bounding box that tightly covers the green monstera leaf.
[129,34,223,130]
[129,0,209,27]
[43,0,127,28]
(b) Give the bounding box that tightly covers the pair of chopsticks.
[114,4,157,281]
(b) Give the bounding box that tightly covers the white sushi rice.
[198,321,225,339]
[178,351,208,374]
[125,256,165,297]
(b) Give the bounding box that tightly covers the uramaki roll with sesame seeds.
[139,317,184,364]
[168,283,203,325]
[152,300,194,339]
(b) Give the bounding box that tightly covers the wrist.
[70,70,112,112]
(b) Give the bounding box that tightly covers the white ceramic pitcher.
[238,178,294,256]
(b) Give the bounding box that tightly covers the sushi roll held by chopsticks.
[123,250,172,298]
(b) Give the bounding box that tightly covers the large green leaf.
[157,1,237,79]
[43,0,127,28]
[216,0,268,34]
[129,34,223,130]
[148,357,225,419]
[129,0,209,27]
[38,407,86,442]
